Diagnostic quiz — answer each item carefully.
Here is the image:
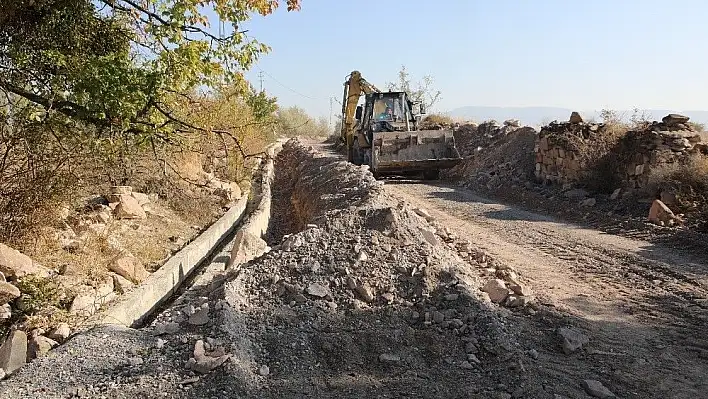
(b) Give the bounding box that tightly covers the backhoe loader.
[339,70,462,179]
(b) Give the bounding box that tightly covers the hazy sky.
[236,0,707,119]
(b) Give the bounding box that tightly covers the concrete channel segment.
[95,194,249,327]
[94,141,282,328]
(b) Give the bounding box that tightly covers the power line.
[256,67,343,127]
[257,68,325,100]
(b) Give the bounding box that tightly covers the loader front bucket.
[371,129,462,176]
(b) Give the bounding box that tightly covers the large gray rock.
[0,281,20,305]
[648,199,680,226]
[662,113,689,126]
[113,195,147,219]
[306,283,330,298]
[569,111,584,124]
[187,306,210,326]
[27,335,58,361]
[558,327,590,354]
[0,243,50,279]
[482,279,509,303]
[227,230,268,268]
[582,379,616,398]
[69,279,116,316]
[187,340,230,374]
[108,255,150,283]
[46,323,71,343]
[110,272,135,294]
[0,330,27,375]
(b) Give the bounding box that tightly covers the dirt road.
[385,180,708,399]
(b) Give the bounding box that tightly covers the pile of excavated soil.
[446,125,538,185]
[219,140,534,398]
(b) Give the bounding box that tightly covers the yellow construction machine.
[339,70,462,179]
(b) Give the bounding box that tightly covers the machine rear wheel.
[351,138,364,165]
[423,169,440,180]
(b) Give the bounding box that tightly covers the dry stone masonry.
[534,114,605,184]
[617,114,707,190]
[534,112,707,191]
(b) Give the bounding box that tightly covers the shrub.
[688,122,705,132]
[0,102,82,244]
[645,155,708,207]
[568,123,629,193]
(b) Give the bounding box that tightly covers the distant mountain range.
[446,106,708,128]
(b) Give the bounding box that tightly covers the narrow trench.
[265,156,303,245]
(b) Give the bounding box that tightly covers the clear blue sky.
[235,0,707,120]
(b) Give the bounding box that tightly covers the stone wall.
[534,112,708,190]
[534,113,606,184]
[617,114,707,190]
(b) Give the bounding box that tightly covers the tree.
[0,0,300,141]
[275,106,330,138]
[386,65,442,110]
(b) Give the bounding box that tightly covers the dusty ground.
[1,139,707,399]
[385,181,708,398]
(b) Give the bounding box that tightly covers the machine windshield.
[374,96,405,122]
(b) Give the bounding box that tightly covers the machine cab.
[371,92,407,122]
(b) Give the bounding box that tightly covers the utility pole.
[258,71,264,92]
[329,97,333,128]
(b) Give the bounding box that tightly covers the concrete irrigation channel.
[96,141,282,329]
[0,141,283,396]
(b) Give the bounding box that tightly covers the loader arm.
[340,70,380,147]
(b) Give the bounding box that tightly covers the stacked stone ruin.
[618,114,706,190]
[535,112,707,190]
[534,112,603,184]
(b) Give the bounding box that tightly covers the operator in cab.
[376,99,394,121]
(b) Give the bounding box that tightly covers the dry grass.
[642,155,708,231]
[645,155,708,202]
[27,200,196,276]
[568,122,629,193]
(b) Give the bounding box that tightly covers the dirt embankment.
[221,140,530,398]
